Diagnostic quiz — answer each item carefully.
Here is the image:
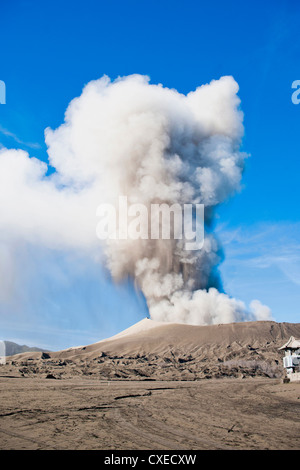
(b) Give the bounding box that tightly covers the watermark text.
[0,80,6,104]
[291,80,300,105]
[96,197,204,251]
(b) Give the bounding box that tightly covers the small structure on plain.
[279,336,300,382]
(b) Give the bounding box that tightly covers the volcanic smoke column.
[44,74,271,324]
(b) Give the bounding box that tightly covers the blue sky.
[0,0,299,349]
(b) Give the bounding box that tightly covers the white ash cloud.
[0,74,272,324]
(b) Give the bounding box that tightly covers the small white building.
[279,336,300,382]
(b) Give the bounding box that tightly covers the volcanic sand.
[0,377,299,450]
[0,319,299,450]
[3,319,300,381]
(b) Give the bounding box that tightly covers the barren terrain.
[0,319,299,450]
[2,319,300,381]
[0,377,299,450]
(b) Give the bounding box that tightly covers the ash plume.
[0,74,272,324]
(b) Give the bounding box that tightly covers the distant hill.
[3,341,49,356]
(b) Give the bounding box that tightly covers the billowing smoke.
[0,74,272,325]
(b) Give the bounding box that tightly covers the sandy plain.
[0,319,299,450]
[0,376,299,450]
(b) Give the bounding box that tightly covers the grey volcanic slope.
[2,319,300,380]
